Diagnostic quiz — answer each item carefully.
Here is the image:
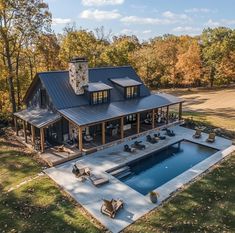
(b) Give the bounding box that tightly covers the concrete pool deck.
[45,125,234,233]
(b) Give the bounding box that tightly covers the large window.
[91,90,109,104]
[126,86,139,99]
[40,89,47,108]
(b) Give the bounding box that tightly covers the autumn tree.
[0,0,51,112]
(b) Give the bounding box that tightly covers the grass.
[125,153,235,233]
[0,136,102,233]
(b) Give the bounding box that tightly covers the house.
[13,57,183,154]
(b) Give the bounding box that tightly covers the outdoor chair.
[146,135,158,144]
[89,173,109,187]
[166,129,175,137]
[100,199,124,218]
[154,133,166,140]
[83,134,93,143]
[124,144,136,153]
[193,129,202,138]
[206,133,216,143]
[72,164,91,177]
[132,141,146,150]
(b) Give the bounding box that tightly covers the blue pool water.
[120,140,218,195]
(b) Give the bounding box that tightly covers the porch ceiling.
[14,108,61,128]
[59,93,183,126]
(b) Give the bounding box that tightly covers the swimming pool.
[114,140,218,195]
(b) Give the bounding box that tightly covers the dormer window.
[92,90,109,104]
[126,86,139,99]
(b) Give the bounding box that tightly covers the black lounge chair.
[154,133,166,140]
[124,144,136,153]
[132,141,146,150]
[166,129,175,137]
[146,135,158,144]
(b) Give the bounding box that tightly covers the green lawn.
[125,153,235,233]
[0,136,102,233]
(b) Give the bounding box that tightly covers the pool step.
[109,166,130,177]
[115,171,132,179]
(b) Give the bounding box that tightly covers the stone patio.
[45,125,234,233]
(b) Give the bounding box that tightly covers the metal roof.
[14,108,61,128]
[36,66,150,110]
[59,93,182,126]
[110,77,142,87]
[86,82,113,92]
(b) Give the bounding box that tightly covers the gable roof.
[25,66,150,110]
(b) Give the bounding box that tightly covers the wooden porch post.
[14,116,19,136]
[102,122,106,145]
[31,125,35,146]
[120,116,124,139]
[179,102,183,120]
[152,109,155,129]
[166,106,169,124]
[78,126,83,152]
[23,120,27,143]
[137,113,140,134]
[40,128,45,153]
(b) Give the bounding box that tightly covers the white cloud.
[142,30,151,34]
[185,8,212,13]
[82,0,124,6]
[120,28,137,34]
[162,11,190,21]
[121,11,191,25]
[52,18,72,25]
[173,26,201,34]
[221,19,235,25]
[80,9,121,20]
[205,19,221,27]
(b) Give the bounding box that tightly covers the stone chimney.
[69,57,88,95]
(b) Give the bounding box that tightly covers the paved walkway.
[45,125,233,233]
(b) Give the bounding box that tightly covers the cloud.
[52,18,72,25]
[80,9,122,20]
[142,30,151,34]
[205,19,221,27]
[173,26,201,35]
[121,11,190,25]
[120,28,137,34]
[185,8,213,13]
[162,11,190,20]
[205,18,235,28]
[81,0,124,6]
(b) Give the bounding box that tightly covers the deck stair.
[109,166,131,179]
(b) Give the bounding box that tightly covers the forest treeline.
[1,0,235,116]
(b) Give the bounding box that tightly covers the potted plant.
[149,191,160,203]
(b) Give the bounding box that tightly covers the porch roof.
[14,108,61,128]
[59,93,182,126]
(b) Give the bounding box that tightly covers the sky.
[46,0,235,40]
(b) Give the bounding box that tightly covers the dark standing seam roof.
[38,66,150,110]
[110,77,142,87]
[86,82,113,92]
[58,93,182,126]
[14,108,61,128]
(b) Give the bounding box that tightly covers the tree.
[0,0,51,112]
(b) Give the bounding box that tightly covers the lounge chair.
[193,129,202,138]
[206,133,216,143]
[83,134,93,142]
[146,135,158,144]
[72,164,91,177]
[166,129,175,137]
[132,141,146,150]
[100,199,124,218]
[89,173,109,187]
[154,133,166,140]
[124,144,136,153]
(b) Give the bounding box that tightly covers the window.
[40,89,47,108]
[126,86,139,99]
[91,90,109,104]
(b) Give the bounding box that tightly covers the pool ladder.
[109,166,132,179]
